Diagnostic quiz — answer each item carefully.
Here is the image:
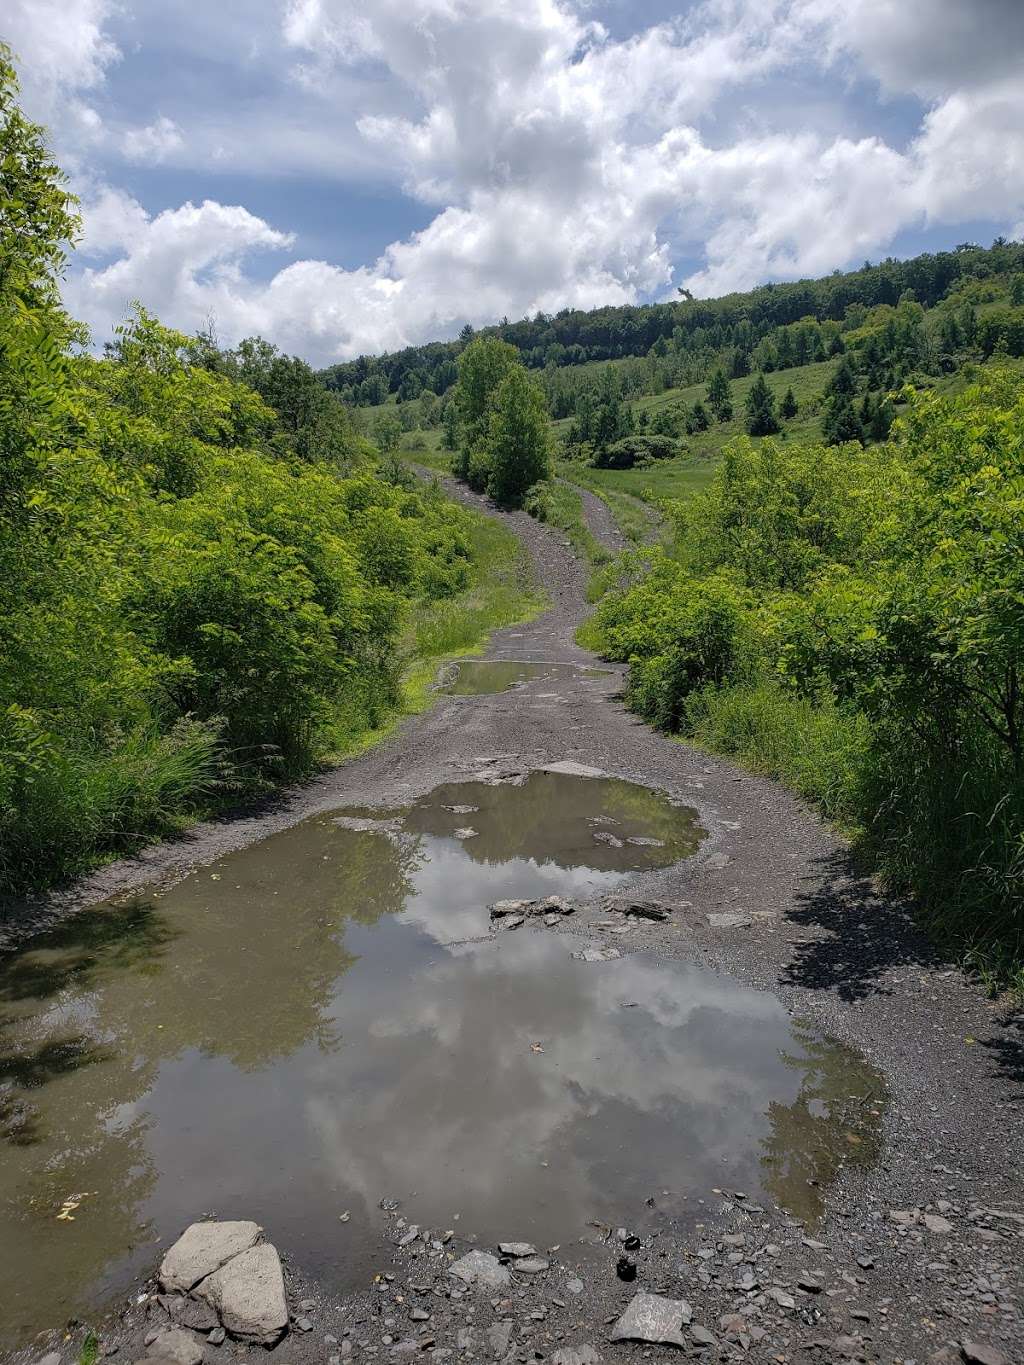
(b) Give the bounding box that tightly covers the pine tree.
[827,356,857,398]
[822,395,864,445]
[779,387,798,419]
[744,375,779,436]
[687,400,710,433]
[706,368,733,422]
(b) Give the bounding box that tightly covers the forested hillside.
[0,50,537,894]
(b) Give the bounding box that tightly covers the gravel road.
[7,477,1022,1365]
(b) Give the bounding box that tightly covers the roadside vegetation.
[580,374,1024,989]
[0,51,538,896]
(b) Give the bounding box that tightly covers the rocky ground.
[7,477,1023,1365]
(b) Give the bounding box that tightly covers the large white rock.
[610,1293,693,1347]
[448,1250,511,1290]
[195,1243,288,1345]
[159,1221,261,1293]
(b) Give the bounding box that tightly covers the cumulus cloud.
[10,0,1024,359]
[122,115,184,163]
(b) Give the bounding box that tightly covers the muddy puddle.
[0,773,883,1348]
[438,660,610,694]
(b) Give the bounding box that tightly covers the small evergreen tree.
[827,356,858,398]
[779,386,798,419]
[687,400,710,434]
[706,368,733,421]
[744,375,779,436]
[822,394,865,445]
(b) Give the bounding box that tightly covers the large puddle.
[438,660,610,694]
[0,774,883,1349]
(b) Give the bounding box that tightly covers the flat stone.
[511,1257,549,1273]
[452,828,478,840]
[143,1332,203,1365]
[610,1293,693,1348]
[625,837,664,848]
[604,898,672,921]
[486,1321,513,1358]
[35,1355,61,1365]
[498,1242,536,1257]
[766,1288,796,1310]
[503,915,526,930]
[706,912,751,929]
[159,1221,261,1293]
[542,762,604,778]
[206,1331,224,1348]
[690,1326,716,1348]
[576,947,620,962]
[592,831,623,848]
[195,1243,288,1345]
[565,1279,584,1296]
[960,1342,1010,1365]
[455,1327,474,1352]
[490,900,532,918]
[294,1316,313,1333]
[449,1251,511,1291]
[551,1348,601,1365]
[176,1300,219,1334]
[924,1214,954,1234]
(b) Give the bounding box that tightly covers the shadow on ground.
[781,850,942,1003]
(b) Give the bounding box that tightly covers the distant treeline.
[321,239,1024,405]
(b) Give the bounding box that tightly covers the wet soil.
[1,476,1022,1365]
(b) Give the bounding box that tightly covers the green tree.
[706,368,733,422]
[687,400,710,434]
[744,375,779,436]
[780,387,798,420]
[373,410,403,453]
[451,336,519,483]
[485,368,550,506]
[822,394,865,445]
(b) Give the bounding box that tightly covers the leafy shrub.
[593,434,678,468]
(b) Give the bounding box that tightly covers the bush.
[593,434,677,468]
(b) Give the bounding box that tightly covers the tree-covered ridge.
[321,239,1024,404]
[0,47,525,894]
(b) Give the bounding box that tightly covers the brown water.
[438,660,611,694]
[0,774,883,1349]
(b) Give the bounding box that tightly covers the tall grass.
[525,481,610,566]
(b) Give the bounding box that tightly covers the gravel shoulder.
[7,478,1023,1365]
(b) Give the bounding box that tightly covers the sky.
[5,0,1024,366]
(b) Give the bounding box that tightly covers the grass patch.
[525,480,610,567]
[556,463,660,544]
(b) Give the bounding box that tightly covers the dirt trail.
[5,477,1022,1365]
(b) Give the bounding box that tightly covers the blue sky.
[6,0,1024,364]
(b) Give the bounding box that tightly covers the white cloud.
[3,0,120,112]
[122,115,184,163]
[19,0,1024,359]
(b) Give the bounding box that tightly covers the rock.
[960,1343,1010,1365]
[158,1221,261,1294]
[833,1336,861,1358]
[294,1316,313,1333]
[503,915,526,930]
[690,1326,716,1348]
[565,1279,584,1296]
[625,837,664,848]
[542,761,603,778]
[856,1254,875,1269]
[616,1257,636,1281]
[797,1272,824,1292]
[397,1227,420,1247]
[490,899,533,918]
[34,1355,61,1365]
[443,805,478,815]
[448,1251,511,1291]
[143,1332,203,1365]
[455,1327,474,1352]
[924,1214,954,1234]
[194,1243,288,1345]
[766,1288,796,1310]
[410,1309,430,1323]
[498,1242,536,1257]
[706,912,751,929]
[544,914,561,927]
[176,1300,219,1334]
[610,1293,693,1348]
[576,947,620,962]
[551,1348,601,1365]
[511,1257,549,1273]
[592,831,623,848]
[452,828,478,840]
[486,1321,513,1358]
[604,898,671,921]
[206,1331,224,1348]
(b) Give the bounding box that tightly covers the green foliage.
[373,409,403,453]
[780,386,798,419]
[485,366,550,505]
[744,374,779,435]
[706,368,733,421]
[0,56,537,893]
[586,373,1024,984]
[593,433,677,469]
